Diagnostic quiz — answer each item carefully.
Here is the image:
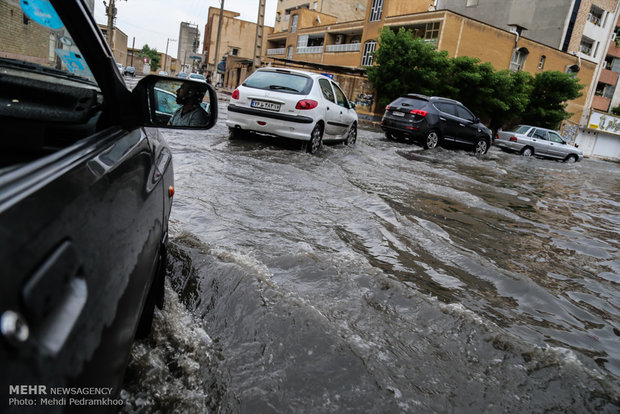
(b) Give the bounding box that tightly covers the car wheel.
[345,124,357,145]
[521,146,534,157]
[385,132,394,140]
[565,154,578,163]
[474,138,489,156]
[424,130,440,149]
[307,124,323,154]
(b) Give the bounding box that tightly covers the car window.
[529,129,548,140]
[548,132,565,143]
[243,70,312,94]
[434,102,457,115]
[319,78,335,102]
[512,125,531,134]
[456,105,475,121]
[332,82,348,107]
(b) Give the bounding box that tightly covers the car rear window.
[393,97,427,109]
[243,71,312,94]
[511,125,531,134]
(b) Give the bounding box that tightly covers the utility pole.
[252,0,266,72]
[214,0,225,80]
[164,38,177,72]
[104,0,116,50]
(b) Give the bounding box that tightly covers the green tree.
[520,71,583,129]
[138,44,161,72]
[366,27,450,108]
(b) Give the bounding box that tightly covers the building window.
[588,5,604,27]
[291,14,298,33]
[566,64,580,78]
[230,48,239,56]
[510,47,529,71]
[538,55,546,70]
[579,37,594,56]
[466,0,479,6]
[369,0,383,22]
[362,40,377,66]
[424,22,440,42]
[313,1,318,9]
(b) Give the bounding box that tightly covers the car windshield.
[243,71,311,94]
[0,1,96,85]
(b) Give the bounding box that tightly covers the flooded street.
[121,104,620,413]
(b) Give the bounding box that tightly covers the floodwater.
[120,106,620,413]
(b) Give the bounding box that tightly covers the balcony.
[266,48,286,56]
[296,46,323,54]
[325,43,361,53]
[608,42,620,59]
[592,95,611,112]
[599,68,619,85]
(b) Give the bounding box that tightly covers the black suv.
[0,0,217,404]
[381,94,492,156]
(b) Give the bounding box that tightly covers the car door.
[433,102,460,142]
[547,131,569,158]
[318,78,342,137]
[527,128,551,156]
[454,104,480,145]
[0,0,165,392]
[332,81,356,136]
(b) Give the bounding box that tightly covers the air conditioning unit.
[335,35,345,44]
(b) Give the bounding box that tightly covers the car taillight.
[410,109,427,117]
[386,105,391,110]
[231,89,240,100]
[296,99,318,110]
[509,136,518,142]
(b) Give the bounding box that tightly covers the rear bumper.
[494,140,523,152]
[226,104,316,141]
[381,118,426,140]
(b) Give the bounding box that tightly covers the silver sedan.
[495,125,583,162]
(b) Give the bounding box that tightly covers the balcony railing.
[325,43,361,53]
[296,46,323,54]
[267,48,286,56]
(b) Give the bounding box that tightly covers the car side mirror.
[132,75,218,130]
[349,102,356,110]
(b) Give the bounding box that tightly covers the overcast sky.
[94,0,278,55]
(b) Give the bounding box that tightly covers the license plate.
[251,100,281,111]
[392,111,404,117]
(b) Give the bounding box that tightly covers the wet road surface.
[120,104,620,413]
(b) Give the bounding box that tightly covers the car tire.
[385,132,394,140]
[307,124,323,154]
[474,138,489,156]
[565,154,578,163]
[424,130,440,149]
[345,124,357,146]
[229,127,242,140]
[521,146,534,157]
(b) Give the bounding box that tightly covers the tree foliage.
[138,44,160,72]
[366,27,583,130]
[520,71,583,129]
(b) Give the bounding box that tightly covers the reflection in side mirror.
[134,75,218,130]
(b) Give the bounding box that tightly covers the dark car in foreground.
[381,94,492,156]
[0,0,217,407]
[495,125,583,162]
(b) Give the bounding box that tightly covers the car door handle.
[459,123,465,127]
[21,241,87,355]
[440,117,446,121]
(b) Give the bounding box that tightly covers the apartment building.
[437,0,620,160]
[274,0,367,33]
[178,22,200,73]
[265,0,595,123]
[202,7,274,87]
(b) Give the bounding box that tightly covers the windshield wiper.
[269,85,298,92]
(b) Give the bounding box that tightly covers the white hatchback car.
[226,68,358,153]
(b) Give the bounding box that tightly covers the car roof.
[256,67,333,81]
[401,94,463,106]
[517,125,559,133]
